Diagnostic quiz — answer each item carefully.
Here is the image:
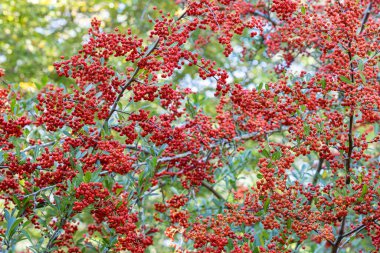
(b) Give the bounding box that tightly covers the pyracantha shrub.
[0,0,379,253]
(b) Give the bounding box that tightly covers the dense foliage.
[0,0,379,252]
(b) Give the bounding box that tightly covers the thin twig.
[312,158,324,186]
[253,10,279,26]
[359,2,373,34]
[14,185,57,199]
[342,224,366,238]
[98,37,160,139]
[313,229,335,246]
[44,215,68,253]
[201,181,225,201]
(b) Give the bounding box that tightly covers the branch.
[125,144,149,153]
[359,2,373,34]
[44,215,68,253]
[312,158,324,185]
[295,157,324,251]
[313,229,335,246]
[102,39,159,128]
[100,9,188,137]
[18,185,57,198]
[137,127,288,167]
[19,141,57,153]
[342,224,366,238]
[201,181,225,201]
[253,10,279,26]
[331,216,347,253]
[1,140,62,168]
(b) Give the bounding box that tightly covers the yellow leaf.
[20,82,37,92]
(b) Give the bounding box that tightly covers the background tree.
[0,0,379,253]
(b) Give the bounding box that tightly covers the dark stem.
[359,2,372,34]
[312,157,324,186]
[331,216,346,253]
[345,114,354,185]
[253,10,279,26]
[201,181,225,201]
[102,38,160,128]
[342,224,366,238]
[44,215,68,253]
[296,157,324,250]
[330,6,369,249]
[99,10,188,139]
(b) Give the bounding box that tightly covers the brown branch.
[331,39,356,253]
[19,140,57,153]
[253,10,279,26]
[342,224,366,238]
[303,5,373,248]
[312,157,324,186]
[100,10,187,138]
[359,2,373,34]
[102,38,160,130]
[44,215,68,253]
[345,115,354,185]
[149,127,287,168]
[201,181,225,201]
[313,229,335,246]
[295,157,324,251]
[1,140,63,168]
[18,185,57,198]
[331,216,347,253]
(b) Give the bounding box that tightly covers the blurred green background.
[0,0,183,86]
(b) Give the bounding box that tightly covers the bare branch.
[253,10,279,26]
[359,2,373,34]
[201,181,225,201]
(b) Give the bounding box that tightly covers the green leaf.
[257,173,263,179]
[358,184,369,202]
[320,78,326,89]
[95,91,103,98]
[258,82,263,91]
[103,122,110,135]
[362,184,368,195]
[8,218,24,237]
[150,157,157,169]
[358,60,364,71]
[0,151,4,164]
[63,130,73,138]
[287,219,292,229]
[304,125,310,136]
[84,171,92,183]
[301,5,306,15]
[263,198,270,212]
[339,75,353,84]
[185,100,196,118]
[116,201,123,209]
[11,96,17,114]
[115,187,123,196]
[359,73,366,84]
[84,84,94,93]
[261,149,270,158]
[272,151,282,161]
[21,230,33,244]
